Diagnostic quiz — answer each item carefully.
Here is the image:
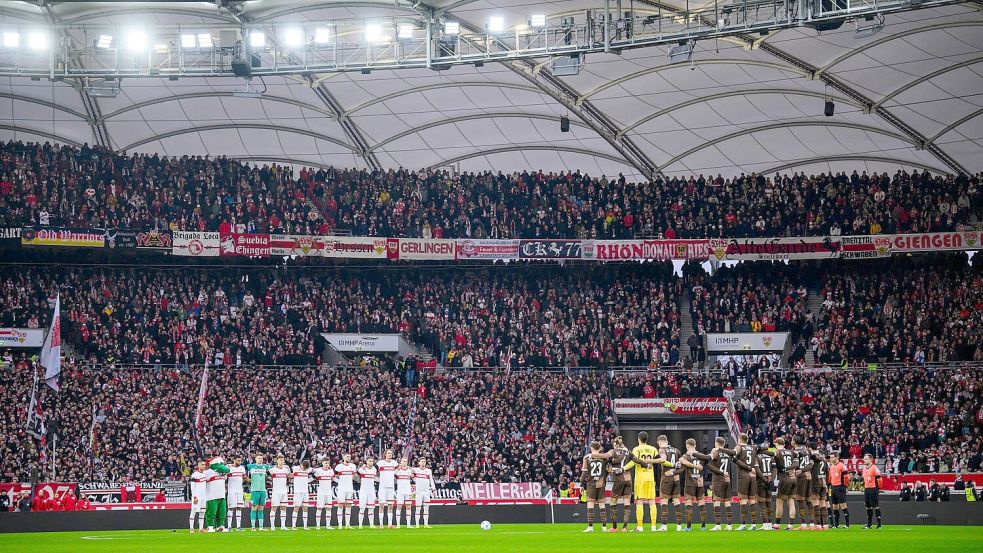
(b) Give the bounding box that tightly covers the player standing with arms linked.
[773,438,797,530]
[862,453,883,529]
[189,461,208,533]
[413,457,437,528]
[268,455,291,530]
[581,441,609,532]
[291,460,312,529]
[792,436,814,530]
[733,434,759,530]
[810,444,829,529]
[656,435,683,531]
[607,437,635,532]
[707,436,737,531]
[335,453,357,528]
[394,458,414,528]
[312,458,335,529]
[828,452,850,528]
[755,443,777,530]
[376,450,399,527]
[226,457,246,531]
[245,454,271,531]
[357,457,379,528]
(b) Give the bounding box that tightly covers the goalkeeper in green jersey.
[245,454,272,530]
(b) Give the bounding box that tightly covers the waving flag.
[40,294,61,391]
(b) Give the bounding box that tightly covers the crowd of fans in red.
[1,140,979,238]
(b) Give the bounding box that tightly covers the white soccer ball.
[480,520,492,531]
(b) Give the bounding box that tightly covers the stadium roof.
[1,0,981,179]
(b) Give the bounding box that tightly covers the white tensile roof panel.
[0,0,980,179]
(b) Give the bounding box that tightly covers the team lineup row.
[578,432,884,533]
[187,449,436,533]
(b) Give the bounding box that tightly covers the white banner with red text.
[172,231,219,257]
[0,328,45,348]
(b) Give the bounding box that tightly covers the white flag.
[194,361,210,430]
[40,294,61,391]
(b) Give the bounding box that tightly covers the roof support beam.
[118,123,357,153]
[100,92,337,121]
[617,88,861,138]
[368,112,592,152]
[427,145,636,170]
[42,5,112,149]
[0,123,83,147]
[872,56,983,110]
[577,60,811,105]
[760,155,950,176]
[340,82,547,119]
[253,2,418,22]
[0,91,91,122]
[926,107,983,145]
[307,77,382,171]
[435,6,658,179]
[816,22,983,78]
[61,7,238,24]
[657,120,918,172]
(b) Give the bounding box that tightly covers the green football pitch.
[2,524,982,553]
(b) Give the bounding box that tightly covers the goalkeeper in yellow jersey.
[593,431,674,532]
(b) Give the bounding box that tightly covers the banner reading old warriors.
[709,236,841,261]
[172,231,220,257]
[518,239,582,259]
[21,227,105,247]
[455,239,520,260]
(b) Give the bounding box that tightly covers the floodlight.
[283,28,303,47]
[249,31,265,48]
[444,22,460,35]
[365,24,384,43]
[314,28,331,44]
[181,34,196,48]
[530,14,546,27]
[2,32,18,48]
[398,23,414,39]
[125,30,147,51]
[97,34,113,49]
[488,16,505,33]
[197,33,213,48]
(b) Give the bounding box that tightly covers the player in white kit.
[268,455,291,530]
[312,458,335,529]
[226,456,246,531]
[334,453,357,528]
[357,457,378,528]
[376,449,399,527]
[413,457,437,528]
[189,461,208,533]
[394,457,415,528]
[291,460,312,529]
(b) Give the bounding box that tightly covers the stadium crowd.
[1,139,980,238]
[737,367,983,474]
[0,264,682,371]
[813,256,983,366]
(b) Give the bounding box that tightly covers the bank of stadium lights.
[314,27,332,44]
[283,28,304,48]
[365,24,386,44]
[125,30,147,52]
[487,16,505,34]
[96,34,113,49]
[398,23,414,40]
[530,14,546,28]
[179,33,212,49]
[444,21,460,35]
[249,31,266,48]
